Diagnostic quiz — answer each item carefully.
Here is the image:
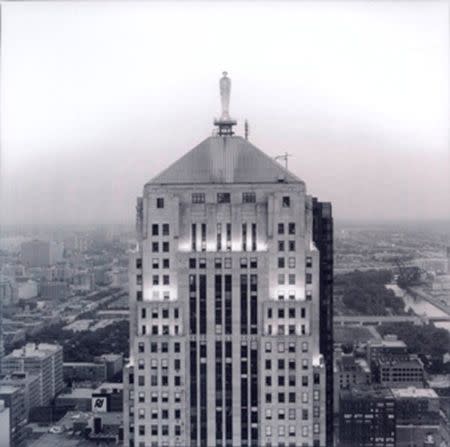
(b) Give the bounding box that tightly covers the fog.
[1,1,448,224]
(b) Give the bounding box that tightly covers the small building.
[376,356,425,388]
[63,362,107,384]
[93,382,123,412]
[339,385,396,447]
[96,354,123,381]
[367,335,408,364]
[55,387,94,412]
[39,281,68,301]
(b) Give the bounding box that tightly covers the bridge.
[333,314,450,327]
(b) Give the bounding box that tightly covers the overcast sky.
[1,1,449,224]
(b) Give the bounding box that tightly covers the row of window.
[264,423,320,437]
[278,223,296,235]
[136,372,182,387]
[156,194,294,207]
[151,223,170,236]
[265,389,320,404]
[136,290,171,301]
[152,242,170,253]
[265,407,319,421]
[188,257,258,269]
[140,308,179,320]
[138,341,181,354]
[141,325,180,336]
[134,390,182,403]
[267,324,308,336]
[267,308,307,319]
[137,424,181,436]
[265,375,308,388]
[136,408,182,420]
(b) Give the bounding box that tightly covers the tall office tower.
[124,73,331,447]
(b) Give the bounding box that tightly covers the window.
[136,291,142,301]
[215,258,222,269]
[301,308,306,318]
[162,224,169,236]
[163,275,170,285]
[224,257,232,269]
[152,224,159,236]
[243,192,256,203]
[278,223,285,235]
[288,308,295,318]
[217,192,231,203]
[250,258,257,268]
[189,258,196,269]
[152,275,159,285]
[306,256,312,268]
[313,390,320,401]
[288,241,296,251]
[313,423,320,434]
[277,274,285,285]
[138,342,145,353]
[278,308,285,318]
[306,273,312,284]
[302,341,308,353]
[136,258,142,269]
[282,196,290,207]
[192,193,205,204]
[288,274,296,285]
[302,376,308,387]
[278,241,285,252]
[265,342,272,353]
[162,258,169,268]
[288,257,296,268]
[278,257,285,268]
[288,342,296,353]
[199,258,206,269]
[162,242,169,252]
[157,198,164,208]
[288,223,296,234]
[152,242,159,252]
[240,257,248,268]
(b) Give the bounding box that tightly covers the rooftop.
[391,387,438,399]
[341,385,394,401]
[7,343,62,359]
[149,135,303,185]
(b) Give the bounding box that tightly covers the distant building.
[55,387,93,412]
[339,386,396,447]
[2,343,64,406]
[0,276,18,306]
[0,385,27,447]
[39,281,68,300]
[334,349,371,414]
[95,354,123,381]
[20,240,64,267]
[367,335,408,364]
[375,356,425,388]
[0,371,41,418]
[391,387,446,447]
[16,279,38,300]
[93,382,123,412]
[63,361,107,384]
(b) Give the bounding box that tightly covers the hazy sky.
[1,1,449,224]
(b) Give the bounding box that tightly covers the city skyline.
[1,1,449,225]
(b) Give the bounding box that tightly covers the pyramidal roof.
[149,135,303,185]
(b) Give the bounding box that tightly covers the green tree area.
[25,320,129,362]
[336,269,405,316]
[378,322,450,358]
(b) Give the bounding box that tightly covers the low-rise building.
[63,362,107,384]
[376,356,425,388]
[339,386,396,447]
[55,387,94,412]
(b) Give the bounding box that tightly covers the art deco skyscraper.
[124,73,331,447]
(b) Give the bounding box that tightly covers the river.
[386,284,450,332]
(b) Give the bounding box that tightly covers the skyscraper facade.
[124,74,332,447]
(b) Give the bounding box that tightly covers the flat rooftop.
[391,387,438,399]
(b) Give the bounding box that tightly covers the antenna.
[244,120,249,140]
[274,152,292,169]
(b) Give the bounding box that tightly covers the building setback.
[124,73,331,447]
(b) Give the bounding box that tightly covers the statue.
[220,71,231,121]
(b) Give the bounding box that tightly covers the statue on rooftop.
[220,71,231,121]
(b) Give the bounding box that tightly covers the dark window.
[306,273,312,284]
[192,223,197,251]
[152,224,159,236]
[278,223,285,235]
[278,241,285,251]
[152,242,159,252]
[217,192,231,203]
[242,192,256,203]
[282,196,290,207]
[162,223,169,236]
[278,257,285,268]
[136,258,142,269]
[192,193,205,204]
[136,291,142,301]
[250,258,257,269]
[162,242,169,252]
[156,198,164,208]
[189,258,196,269]
[288,240,296,251]
[163,258,169,268]
[306,256,312,268]
[288,223,296,235]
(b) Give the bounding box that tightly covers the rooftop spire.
[214,71,237,136]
